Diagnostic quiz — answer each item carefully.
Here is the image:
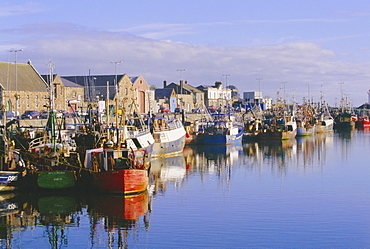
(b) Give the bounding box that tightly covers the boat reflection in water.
[88,191,150,248]
[149,155,187,193]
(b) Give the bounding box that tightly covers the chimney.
[163,80,167,88]
[180,80,183,94]
[185,80,188,84]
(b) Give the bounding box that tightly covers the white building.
[197,81,231,108]
[243,91,272,110]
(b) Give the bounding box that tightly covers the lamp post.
[222,74,230,114]
[9,49,23,117]
[176,69,186,81]
[111,60,122,94]
[256,78,263,105]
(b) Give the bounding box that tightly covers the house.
[164,80,205,112]
[41,74,85,113]
[130,75,152,114]
[154,88,176,112]
[197,81,231,109]
[62,74,151,114]
[0,61,48,116]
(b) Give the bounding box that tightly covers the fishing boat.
[82,96,151,194]
[243,118,262,141]
[315,104,334,133]
[84,142,149,194]
[258,115,297,140]
[151,117,186,158]
[0,123,25,191]
[0,171,20,192]
[316,116,334,133]
[24,110,82,190]
[18,69,83,190]
[296,119,316,136]
[355,116,370,128]
[334,112,356,130]
[202,114,244,145]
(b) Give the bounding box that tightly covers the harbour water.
[1,129,370,248]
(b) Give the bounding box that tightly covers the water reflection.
[0,191,151,248]
[0,130,367,247]
[150,156,187,193]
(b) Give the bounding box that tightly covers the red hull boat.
[356,117,370,128]
[84,146,149,195]
[95,169,148,194]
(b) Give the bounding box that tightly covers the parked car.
[158,108,169,113]
[21,110,40,119]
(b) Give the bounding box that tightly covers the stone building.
[0,61,48,116]
[62,74,151,114]
[164,81,205,112]
[41,74,85,113]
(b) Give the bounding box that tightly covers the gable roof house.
[130,75,152,114]
[165,80,205,111]
[197,81,231,108]
[62,74,151,114]
[154,88,176,112]
[42,74,84,113]
[0,61,48,116]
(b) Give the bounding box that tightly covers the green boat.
[37,171,76,189]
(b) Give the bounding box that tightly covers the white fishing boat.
[151,117,186,158]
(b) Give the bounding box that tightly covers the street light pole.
[111,60,122,94]
[256,78,263,105]
[9,48,23,117]
[222,74,230,113]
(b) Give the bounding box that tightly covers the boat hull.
[94,169,148,195]
[0,171,19,191]
[37,170,76,189]
[203,129,243,145]
[355,118,370,128]
[258,130,297,140]
[152,126,186,158]
[296,126,316,136]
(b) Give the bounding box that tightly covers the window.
[26,95,30,108]
[36,95,39,108]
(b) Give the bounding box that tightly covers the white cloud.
[1,23,369,106]
[0,2,42,17]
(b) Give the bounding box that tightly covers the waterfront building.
[0,61,48,116]
[243,91,272,110]
[197,81,231,109]
[164,80,205,112]
[41,74,84,113]
[62,74,151,114]
[154,88,176,113]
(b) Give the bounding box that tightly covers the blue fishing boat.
[202,114,243,145]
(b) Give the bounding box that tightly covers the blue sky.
[2,1,370,106]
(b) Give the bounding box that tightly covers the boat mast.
[48,61,56,153]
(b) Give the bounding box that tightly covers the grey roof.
[0,62,48,92]
[155,88,174,99]
[62,75,124,87]
[166,82,203,94]
[130,76,139,83]
[61,75,127,100]
[61,78,83,87]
